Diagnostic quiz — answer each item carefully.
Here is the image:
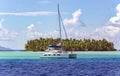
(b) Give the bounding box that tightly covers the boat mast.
[57,4,62,47]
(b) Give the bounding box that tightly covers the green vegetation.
[25,38,116,51]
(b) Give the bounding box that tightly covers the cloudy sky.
[0,0,120,50]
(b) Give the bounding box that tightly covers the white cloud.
[0,11,56,16]
[28,24,34,30]
[98,3,120,49]
[0,19,18,41]
[26,23,119,40]
[27,23,69,39]
[64,25,120,40]
[63,9,85,27]
[103,26,120,36]
[91,3,120,49]
[109,3,120,25]
[94,26,120,37]
[94,3,120,46]
[27,24,38,38]
[27,24,48,39]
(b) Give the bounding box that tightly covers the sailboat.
[41,4,76,58]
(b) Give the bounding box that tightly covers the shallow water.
[0,51,120,59]
[0,51,120,76]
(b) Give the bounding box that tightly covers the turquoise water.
[0,51,120,59]
[0,51,42,59]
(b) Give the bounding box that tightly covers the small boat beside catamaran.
[41,4,77,58]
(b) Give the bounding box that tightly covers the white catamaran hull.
[41,52,69,58]
[41,52,76,58]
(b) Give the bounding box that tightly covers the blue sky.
[0,0,120,50]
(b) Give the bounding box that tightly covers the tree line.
[25,38,116,51]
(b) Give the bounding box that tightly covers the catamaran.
[41,4,76,58]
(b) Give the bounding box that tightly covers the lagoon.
[0,51,120,59]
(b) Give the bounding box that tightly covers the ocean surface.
[0,51,120,76]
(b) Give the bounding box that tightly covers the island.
[25,38,116,51]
